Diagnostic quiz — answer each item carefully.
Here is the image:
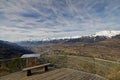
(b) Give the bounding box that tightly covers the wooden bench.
[22,63,51,76]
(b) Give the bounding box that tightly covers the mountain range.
[15,31,120,61]
[17,30,120,46]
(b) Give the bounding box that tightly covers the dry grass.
[35,39,120,60]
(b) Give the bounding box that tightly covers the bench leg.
[45,66,48,71]
[27,70,31,76]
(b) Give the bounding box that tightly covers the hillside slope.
[31,37,120,61]
[0,40,33,59]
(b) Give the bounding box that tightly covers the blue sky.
[0,0,120,41]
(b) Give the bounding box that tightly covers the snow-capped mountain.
[93,30,120,37]
[52,30,120,40]
[17,30,120,44]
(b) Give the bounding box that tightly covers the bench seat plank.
[22,63,51,71]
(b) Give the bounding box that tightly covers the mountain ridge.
[0,40,33,59]
[17,30,120,46]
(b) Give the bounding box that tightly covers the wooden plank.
[0,68,108,80]
[42,68,71,80]
[31,68,66,80]
[22,63,51,71]
[56,72,75,80]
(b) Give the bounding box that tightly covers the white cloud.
[0,0,120,41]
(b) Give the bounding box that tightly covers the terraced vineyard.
[0,68,107,80]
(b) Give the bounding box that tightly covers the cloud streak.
[0,0,120,41]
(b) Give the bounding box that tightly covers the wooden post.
[26,58,28,67]
[45,66,48,71]
[35,57,36,65]
[27,70,31,76]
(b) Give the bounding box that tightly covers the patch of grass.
[41,54,120,80]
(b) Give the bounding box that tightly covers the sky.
[0,0,120,42]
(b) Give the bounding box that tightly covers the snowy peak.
[34,31,120,41]
[93,30,120,37]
